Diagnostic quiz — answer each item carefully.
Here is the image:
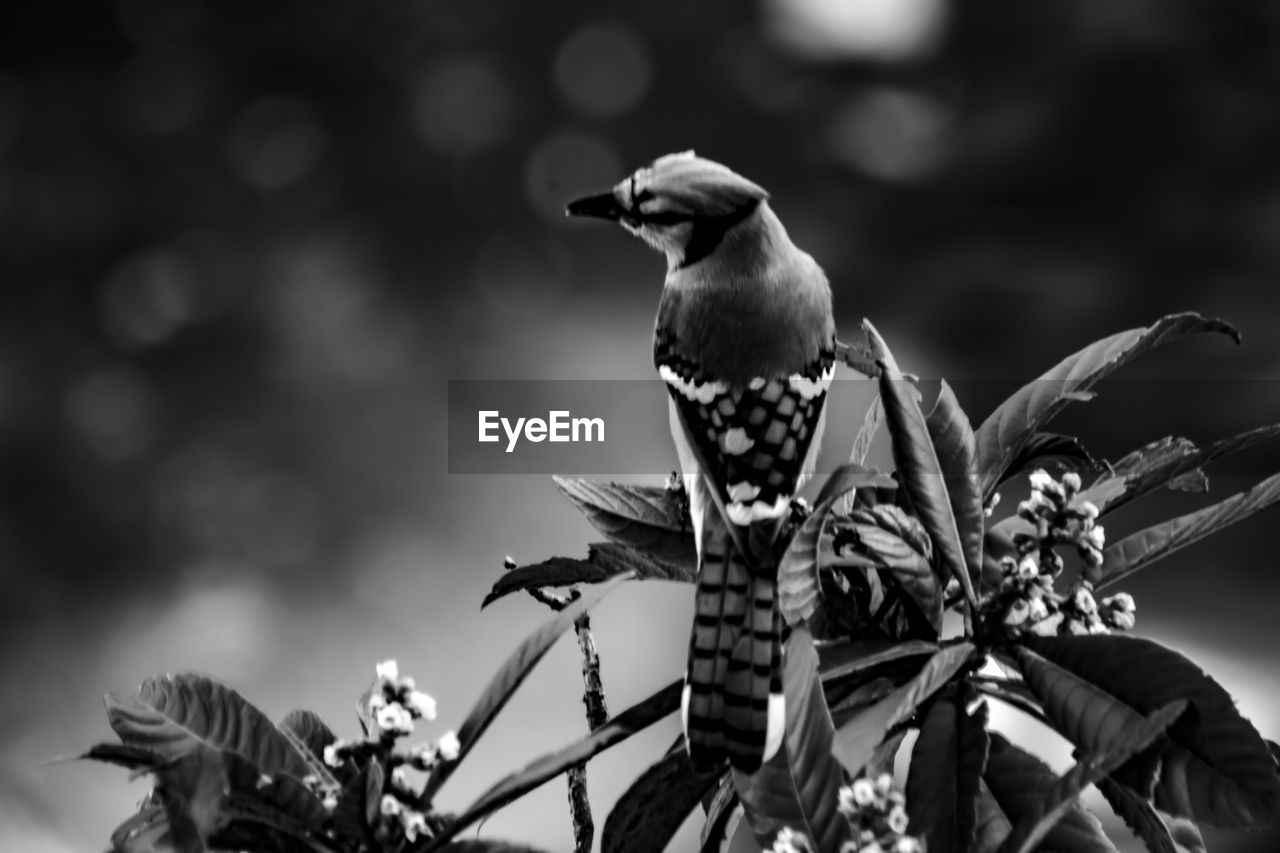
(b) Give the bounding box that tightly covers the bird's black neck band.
[678,199,763,269]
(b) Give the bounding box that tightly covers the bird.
[566,151,836,773]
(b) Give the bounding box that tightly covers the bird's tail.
[683,503,785,773]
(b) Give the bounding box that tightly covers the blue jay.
[567,152,835,772]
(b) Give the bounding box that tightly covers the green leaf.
[601,750,720,853]
[732,626,851,852]
[1020,635,1280,827]
[984,733,1117,853]
[973,780,1015,853]
[850,394,885,466]
[871,320,977,609]
[817,638,940,684]
[996,702,1187,853]
[110,801,175,853]
[1080,423,1280,516]
[829,504,942,634]
[1003,432,1099,482]
[778,464,898,625]
[834,643,976,777]
[152,744,230,853]
[483,542,693,608]
[423,572,634,801]
[926,380,985,592]
[906,681,991,853]
[104,674,313,780]
[699,773,741,853]
[974,312,1239,499]
[423,679,682,851]
[1097,469,1280,589]
[278,710,340,792]
[1096,777,1206,853]
[552,477,695,568]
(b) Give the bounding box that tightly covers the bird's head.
[565,151,770,268]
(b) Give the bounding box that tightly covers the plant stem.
[567,611,608,853]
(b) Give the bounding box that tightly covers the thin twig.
[567,610,608,853]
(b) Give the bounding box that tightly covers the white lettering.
[478,411,500,442]
[573,416,604,443]
[525,418,547,443]
[502,417,525,453]
[549,410,570,442]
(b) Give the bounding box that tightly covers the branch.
[567,611,608,853]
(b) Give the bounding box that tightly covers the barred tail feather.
[683,504,785,773]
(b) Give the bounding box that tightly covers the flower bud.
[1029,469,1055,493]
[887,804,909,834]
[1076,500,1099,520]
[380,794,402,817]
[405,690,438,721]
[1072,587,1097,615]
[376,659,399,682]
[1005,598,1031,626]
[436,730,461,762]
[1030,612,1064,636]
[1102,592,1135,613]
[850,777,877,807]
[1062,471,1082,493]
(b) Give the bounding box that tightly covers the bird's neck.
[667,201,792,281]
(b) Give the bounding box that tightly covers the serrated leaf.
[601,751,720,853]
[423,679,682,851]
[732,626,850,852]
[104,674,313,780]
[778,465,900,625]
[996,702,1187,853]
[1020,635,1280,827]
[278,710,339,792]
[827,506,941,634]
[906,681,991,853]
[834,643,975,777]
[870,320,976,609]
[1098,469,1280,589]
[1096,777,1206,853]
[1003,432,1099,482]
[926,380,985,592]
[1081,423,1280,516]
[552,477,695,567]
[423,572,634,801]
[483,542,693,608]
[984,733,1117,853]
[974,312,1239,499]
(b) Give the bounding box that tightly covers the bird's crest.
[630,151,769,220]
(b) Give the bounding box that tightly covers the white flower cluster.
[316,660,462,846]
[991,470,1137,637]
[834,773,922,853]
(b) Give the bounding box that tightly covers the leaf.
[984,733,1117,853]
[423,572,634,801]
[81,742,164,770]
[826,504,942,633]
[332,765,381,846]
[973,780,1015,853]
[906,681,991,853]
[110,802,175,853]
[1020,635,1280,827]
[1097,469,1280,589]
[974,312,1239,498]
[851,394,885,466]
[104,674,313,780]
[1081,423,1280,516]
[1003,432,1099,482]
[552,477,695,568]
[926,380,985,592]
[870,319,977,608]
[833,643,976,777]
[423,679,682,851]
[1096,777,1206,853]
[279,710,337,765]
[483,542,693,608]
[601,751,720,853]
[996,702,1187,853]
[732,626,850,852]
[699,773,740,853]
[152,744,230,852]
[777,464,897,625]
[817,638,939,684]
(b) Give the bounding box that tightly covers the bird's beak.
[565,191,625,220]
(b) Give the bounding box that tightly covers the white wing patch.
[720,427,754,455]
[787,364,836,401]
[725,493,789,525]
[659,364,727,404]
[726,481,760,503]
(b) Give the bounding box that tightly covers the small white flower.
[1067,618,1090,636]
[893,838,923,853]
[407,743,439,771]
[1016,556,1039,581]
[999,556,1019,577]
[887,804,909,834]
[405,690,438,721]
[376,702,415,736]
[321,791,339,812]
[861,842,885,853]
[1088,619,1110,635]
[436,730,461,762]
[1085,524,1106,550]
[399,675,416,691]
[1030,612,1064,636]
[380,794,402,817]
[837,785,857,816]
[402,808,428,842]
[772,826,807,853]
[874,772,893,797]
[1072,587,1097,615]
[1062,471,1082,492]
[323,743,344,768]
[1103,592,1135,613]
[850,777,877,807]
[839,841,861,853]
[1076,500,1099,520]
[1027,490,1055,512]
[368,691,388,712]
[1029,469,1055,492]
[1111,610,1136,631]
[1004,598,1030,626]
[376,659,399,682]
[390,765,412,792]
[1027,597,1049,621]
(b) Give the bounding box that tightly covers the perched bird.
[566,152,835,772]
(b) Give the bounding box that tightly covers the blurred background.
[3,0,1280,850]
